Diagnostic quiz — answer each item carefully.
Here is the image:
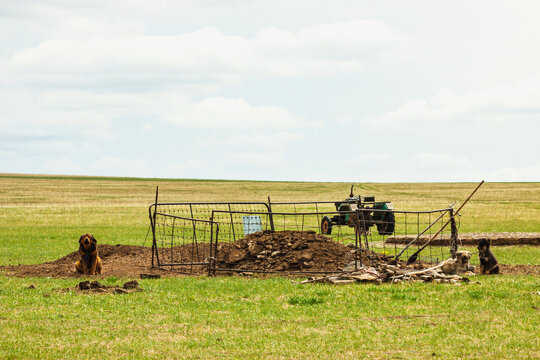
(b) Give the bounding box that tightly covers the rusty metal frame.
[148,187,457,275]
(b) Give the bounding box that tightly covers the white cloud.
[203,131,303,150]
[312,153,539,182]
[164,160,212,179]
[163,152,286,180]
[483,162,540,182]
[0,89,113,140]
[224,152,283,168]
[41,158,83,175]
[38,156,151,177]
[166,97,314,129]
[340,153,391,167]
[88,156,151,177]
[365,76,540,126]
[1,19,401,88]
[140,123,153,132]
[1,2,539,182]
[402,153,475,173]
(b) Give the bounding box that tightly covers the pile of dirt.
[215,230,418,273]
[386,232,540,246]
[1,232,539,278]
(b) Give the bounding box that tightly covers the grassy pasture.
[1,175,538,265]
[0,174,539,359]
[0,276,539,359]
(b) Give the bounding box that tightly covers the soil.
[498,264,540,276]
[1,231,538,278]
[0,244,173,279]
[386,232,540,246]
[215,230,406,273]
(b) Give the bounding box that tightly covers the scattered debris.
[122,280,139,289]
[297,262,471,285]
[140,273,161,279]
[69,280,142,294]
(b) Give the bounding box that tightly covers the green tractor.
[321,185,395,236]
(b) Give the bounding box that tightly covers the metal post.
[189,204,200,261]
[209,215,214,277]
[449,208,458,257]
[267,196,275,231]
[151,186,159,267]
[227,203,236,241]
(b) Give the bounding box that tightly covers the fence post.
[267,196,275,232]
[449,208,458,257]
[209,214,214,277]
[151,186,159,268]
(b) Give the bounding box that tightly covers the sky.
[1,0,539,182]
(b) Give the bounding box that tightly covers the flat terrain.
[0,174,539,359]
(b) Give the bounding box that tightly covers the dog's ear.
[79,235,84,244]
[91,234,97,244]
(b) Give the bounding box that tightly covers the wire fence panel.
[149,198,458,275]
[151,211,218,274]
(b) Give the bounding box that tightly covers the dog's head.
[79,233,97,252]
[477,239,490,251]
[455,250,472,265]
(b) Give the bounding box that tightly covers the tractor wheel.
[321,216,333,235]
[376,211,395,235]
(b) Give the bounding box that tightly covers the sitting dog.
[477,239,500,274]
[75,233,102,275]
[440,250,473,275]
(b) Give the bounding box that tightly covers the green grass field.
[0,174,539,359]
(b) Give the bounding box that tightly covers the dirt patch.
[498,264,540,276]
[0,244,177,279]
[1,232,538,278]
[386,232,540,246]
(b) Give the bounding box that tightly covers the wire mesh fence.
[150,207,220,274]
[149,196,458,275]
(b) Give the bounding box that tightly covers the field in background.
[0,174,539,359]
[1,174,538,265]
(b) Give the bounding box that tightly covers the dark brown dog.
[477,239,499,274]
[75,233,102,275]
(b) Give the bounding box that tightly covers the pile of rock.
[216,230,351,272]
[298,261,472,285]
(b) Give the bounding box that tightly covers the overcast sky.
[1,1,539,182]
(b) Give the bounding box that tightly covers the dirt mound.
[386,232,540,246]
[1,233,538,278]
[0,244,167,278]
[215,230,408,273]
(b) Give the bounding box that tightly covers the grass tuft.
[287,295,326,306]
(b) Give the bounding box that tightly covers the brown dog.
[478,239,500,274]
[440,251,474,274]
[75,233,102,275]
